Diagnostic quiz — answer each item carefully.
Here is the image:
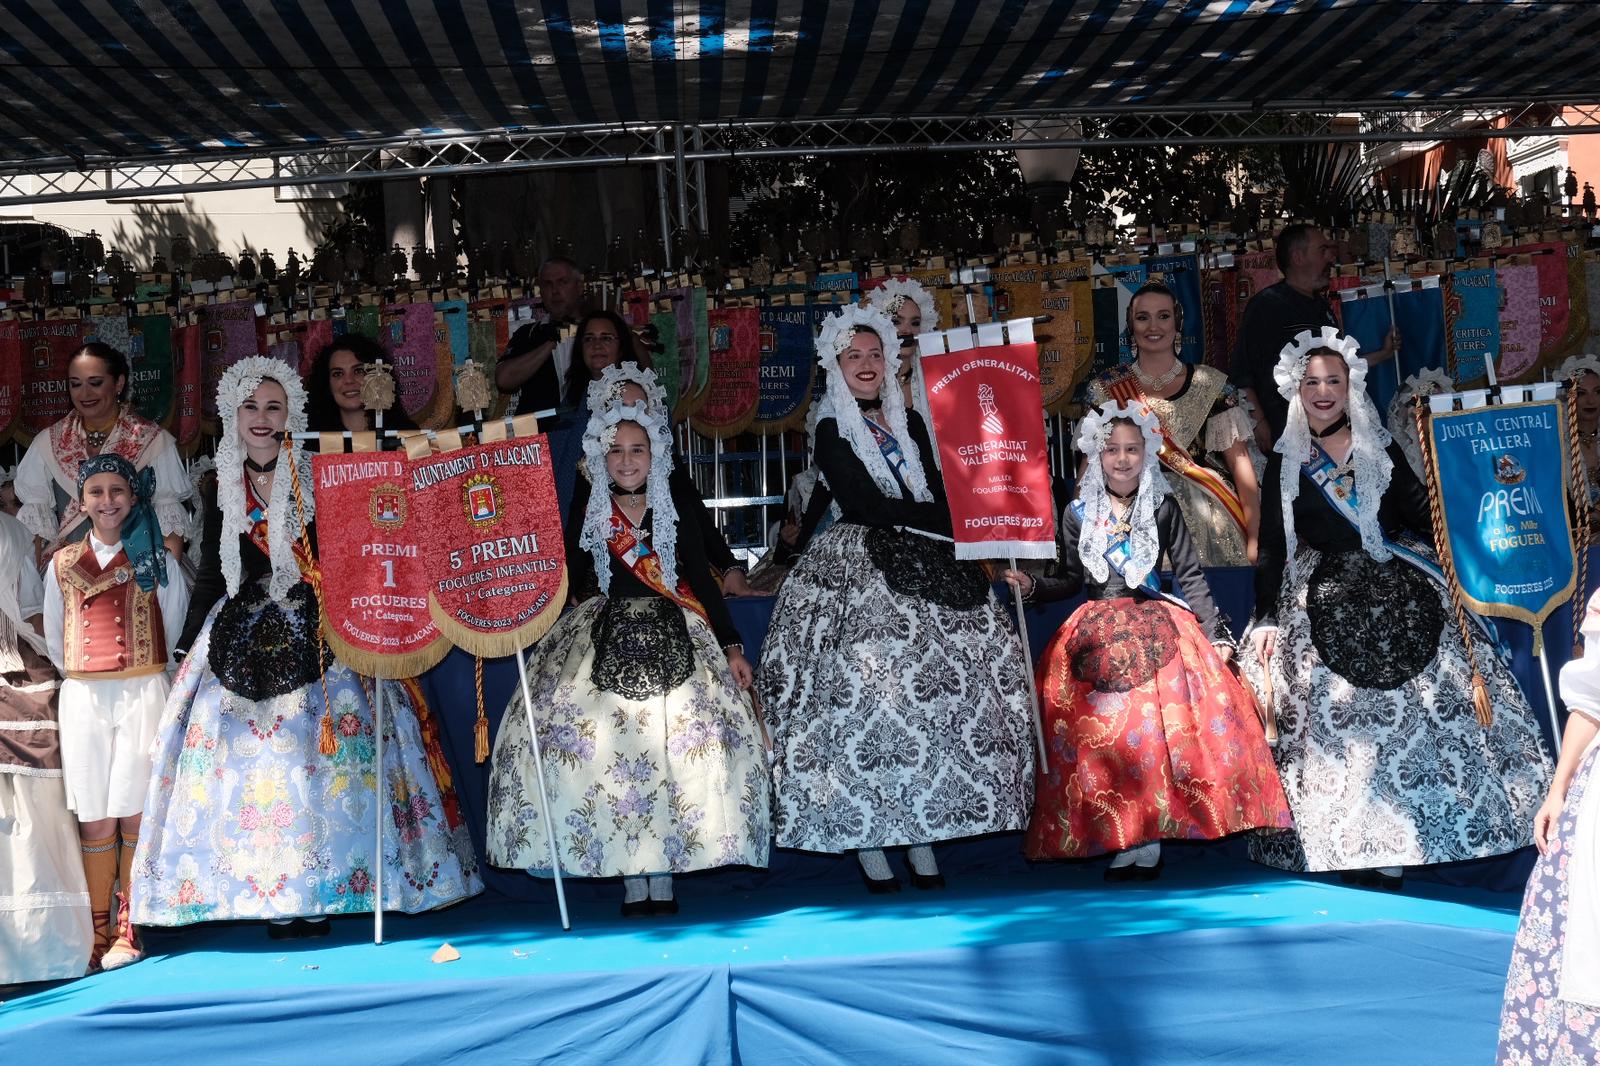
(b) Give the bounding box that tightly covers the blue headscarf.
[76,453,167,592]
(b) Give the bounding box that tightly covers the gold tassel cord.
[1566,390,1593,658]
[473,655,489,764]
[284,438,339,756]
[1413,397,1493,728]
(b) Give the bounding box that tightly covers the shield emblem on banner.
[465,476,499,526]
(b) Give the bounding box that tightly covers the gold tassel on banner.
[1414,398,1493,729]
[319,709,338,757]
[1472,672,1494,728]
[473,656,489,764]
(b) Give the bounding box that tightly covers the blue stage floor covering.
[1,846,1523,1065]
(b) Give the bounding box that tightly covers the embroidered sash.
[1103,372,1248,534]
[863,417,914,497]
[1071,500,1190,612]
[604,503,709,621]
[243,477,316,581]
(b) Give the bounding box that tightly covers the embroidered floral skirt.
[1240,548,1551,872]
[131,596,482,924]
[1497,740,1600,1064]
[1024,597,1291,859]
[486,596,770,878]
[757,522,1035,854]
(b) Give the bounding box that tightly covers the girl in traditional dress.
[758,305,1035,893]
[577,361,759,597]
[487,399,769,916]
[133,357,480,939]
[44,454,188,970]
[0,508,90,983]
[1004,401,1291,879]
[16,342,192,566]
[1087,283,1258,565]
[1241,326,1551,886]
[1497,590,1600,1064]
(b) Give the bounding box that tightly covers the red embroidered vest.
[56,540,167,679]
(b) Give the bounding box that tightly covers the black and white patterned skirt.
[756,523,1036,853]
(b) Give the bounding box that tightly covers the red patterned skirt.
[1024,597,1292,859]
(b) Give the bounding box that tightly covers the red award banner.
[921,341,1057,561]
[0,316,19,444]
[689,307,762,438]
[18,316,88,442]
[412,435,568,657]
[311,451,448,678]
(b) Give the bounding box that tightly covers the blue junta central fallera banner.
[1425,399,1576,643]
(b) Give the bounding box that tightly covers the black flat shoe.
[1103,863,1141,883]
[267,921,298,941]
[1370,869,1404,891]
[908,871,946,890]
[652,898,680,915]
[1134,857,1164,882]
[620,898,653,918]
[1338,870,1371,886]
[860,868,902,895]
[296,918,331,938]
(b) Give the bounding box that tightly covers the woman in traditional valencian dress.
[1241,327,1551,886]
[487,400,769,916]
[1005,401,1290,879]
[133,357,480,939]
[0,508,90,983]
[1385,367,1455,480]
[758,305,1035,893]
[866,276,939,453]
[1087,283,1258,565]
[1497,590,1600,1064]
[16,342,192,566]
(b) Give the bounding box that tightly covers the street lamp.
[1013,118,1083,242]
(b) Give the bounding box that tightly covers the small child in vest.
[43,453,188,971]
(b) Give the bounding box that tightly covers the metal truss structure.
[2,101,1599,214]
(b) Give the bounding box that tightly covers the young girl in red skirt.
[1006,400,1290,879]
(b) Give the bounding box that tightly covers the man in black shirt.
[1230,224,1398,447]
[495,256,586,415]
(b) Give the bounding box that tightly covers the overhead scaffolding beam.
[2,102,1598,208]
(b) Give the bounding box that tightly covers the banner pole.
[1535,632,1565,757]
[373,680,384,946]
[1381,260,1402,394]
[1010,555,1049,770]
[515,646,571,931]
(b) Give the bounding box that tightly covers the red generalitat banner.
[0,316,19,444]
[17,315,87,443]
[171,318,204,454]
[919,321,1057,562]
[689,306,762,438]
[311,450,449,679]
[409,423,568,657]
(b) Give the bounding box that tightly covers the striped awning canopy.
[0,0,1593,166]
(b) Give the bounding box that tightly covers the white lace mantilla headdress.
[585,360,669,415]
[866,276,939,334]
[1557,353,1600,383]
[812,304,932,503]
[214,356,312,601]
[1273,326,1391,576]
[578,401,678,596]
[1075,400,1167,586]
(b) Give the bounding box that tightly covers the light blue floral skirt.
[132,596,482,924]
